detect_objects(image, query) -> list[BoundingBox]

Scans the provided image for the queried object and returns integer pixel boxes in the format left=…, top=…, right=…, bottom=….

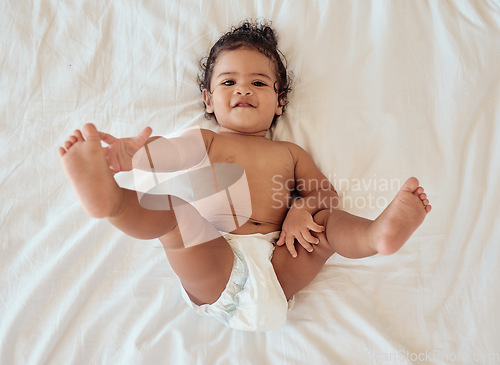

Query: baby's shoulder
left=197, top=128, right=216, bottom=148
left=271, top=140, right=309, bottom=161
left=198, top=128, right=216, bottom=139
left=175, top=127, right=215, bottom=140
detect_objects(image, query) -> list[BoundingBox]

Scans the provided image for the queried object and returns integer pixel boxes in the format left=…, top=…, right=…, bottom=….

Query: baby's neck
left=217, top=127, right=268, bottom=138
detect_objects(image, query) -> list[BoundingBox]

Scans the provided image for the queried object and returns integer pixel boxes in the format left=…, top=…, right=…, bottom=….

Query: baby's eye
left=222, top=80, right=235, bottom=86
left=253, top=81, right=266, bottom=87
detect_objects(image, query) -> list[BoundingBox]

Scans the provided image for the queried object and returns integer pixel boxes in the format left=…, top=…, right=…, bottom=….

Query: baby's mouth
left=233, top=102, right=255, bottom=108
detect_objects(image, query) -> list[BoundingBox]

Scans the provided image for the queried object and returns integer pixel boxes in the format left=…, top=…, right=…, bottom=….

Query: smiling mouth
left=234, top=102, right=255, bottom=108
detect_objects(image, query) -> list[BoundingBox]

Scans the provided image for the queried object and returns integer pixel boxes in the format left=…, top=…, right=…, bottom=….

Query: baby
left=59, top=22, right=431, bottom=331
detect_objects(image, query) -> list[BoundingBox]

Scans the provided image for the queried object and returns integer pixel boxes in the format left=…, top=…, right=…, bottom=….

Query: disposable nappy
left=180, top=231, right=294, bottom=332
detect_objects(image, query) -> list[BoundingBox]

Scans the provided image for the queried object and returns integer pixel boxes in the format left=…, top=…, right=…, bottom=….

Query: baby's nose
left=235, top=86, right=252, bottom=95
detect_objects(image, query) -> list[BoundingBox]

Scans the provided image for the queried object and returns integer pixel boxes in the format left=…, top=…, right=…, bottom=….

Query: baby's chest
left=208, top=143, right=295, bottom=187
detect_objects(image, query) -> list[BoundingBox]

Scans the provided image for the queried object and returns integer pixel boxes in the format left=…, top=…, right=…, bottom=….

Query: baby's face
left=203, top=48, right=282, bottom=136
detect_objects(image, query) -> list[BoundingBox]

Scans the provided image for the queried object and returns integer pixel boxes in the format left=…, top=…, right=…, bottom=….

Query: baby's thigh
left=159, top=204, right=234, bottom=306
left=271, top=228, right=334, bottom=300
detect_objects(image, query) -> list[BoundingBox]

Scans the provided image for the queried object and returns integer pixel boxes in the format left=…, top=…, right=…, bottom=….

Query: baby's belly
left=192, top=197, right=284, bottom=234
left=174, top=162, right=290, bottom=234
left=189, top=187, right=286, bottom=234
left=229, top=216, right=283, bottom=235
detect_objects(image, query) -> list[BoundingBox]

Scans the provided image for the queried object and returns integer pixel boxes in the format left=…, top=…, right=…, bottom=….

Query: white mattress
left=1, top=1, right=500, bottom=364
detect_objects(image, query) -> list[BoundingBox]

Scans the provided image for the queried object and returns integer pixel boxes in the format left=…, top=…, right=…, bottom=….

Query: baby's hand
left=276, top=207, right=324, bottom=258
left=100, top=127, right=152, bottom=173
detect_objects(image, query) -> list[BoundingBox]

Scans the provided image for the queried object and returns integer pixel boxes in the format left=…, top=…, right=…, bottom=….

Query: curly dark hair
left=199, top=21, right=292, bottom=127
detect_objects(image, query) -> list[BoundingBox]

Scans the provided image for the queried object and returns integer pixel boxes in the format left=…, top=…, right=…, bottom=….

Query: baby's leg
left=320, top=176, right=431, bottom=257
left=273, top=177, right=431, bottom=299
left=158, top=208, right=234, bottom=305
left=59, top=124, right=122, bottom=218
left=60, top=124, right=177, bottom=239
left=61, top=124, right=234, bottom=304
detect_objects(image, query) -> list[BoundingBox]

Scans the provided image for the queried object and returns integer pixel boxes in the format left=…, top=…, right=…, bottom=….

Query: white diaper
left=180, top=231, right=294, bottom=332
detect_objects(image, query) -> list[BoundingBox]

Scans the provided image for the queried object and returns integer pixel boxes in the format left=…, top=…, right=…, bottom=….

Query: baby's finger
left=135, top=127, right=153, bottom=147
left=301, top=229, right=320, bottom=245
left=308, top=220, right=325, bottom=233
left=100, top=132, right=116, bottom=145
left=276, top=231, right=286, bottom=246
left=296, top=233, right=314, bottom=253
left=285, top=234, right=298, bottom=258
left=106, top=152, right=119, bottom=172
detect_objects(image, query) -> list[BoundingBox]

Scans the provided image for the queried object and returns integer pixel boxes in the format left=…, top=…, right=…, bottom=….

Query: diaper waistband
left=221, top=231, right=280, bottom=244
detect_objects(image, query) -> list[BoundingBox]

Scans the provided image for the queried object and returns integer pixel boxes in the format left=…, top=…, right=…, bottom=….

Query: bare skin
left=59, top=48, right=431, bottom=306
left=59, top=122, right=431, bottom=302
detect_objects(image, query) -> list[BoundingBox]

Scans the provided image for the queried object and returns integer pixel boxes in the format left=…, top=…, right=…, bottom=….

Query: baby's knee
left=313, top=209, right=330, bottom=228
left=312, top=209, right=335, bottom=256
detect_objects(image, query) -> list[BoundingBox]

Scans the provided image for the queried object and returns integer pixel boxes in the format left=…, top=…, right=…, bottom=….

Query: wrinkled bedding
left=1, top=1, right=500, bottom=364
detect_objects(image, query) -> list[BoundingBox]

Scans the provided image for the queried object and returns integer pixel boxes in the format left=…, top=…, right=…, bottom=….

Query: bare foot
left=370, top=177, right=431, bottom=255
left=59, top=123, right=123, bottom=218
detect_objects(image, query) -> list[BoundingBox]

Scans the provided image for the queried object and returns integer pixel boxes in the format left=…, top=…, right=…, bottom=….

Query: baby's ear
left=202, top=89, right=214, bottom=113
left=275, top=95, right=285, bottom=116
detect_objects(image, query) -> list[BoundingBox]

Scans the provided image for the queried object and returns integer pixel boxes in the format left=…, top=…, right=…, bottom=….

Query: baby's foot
left=370, top=177, right=431, bottom=255
left=59, top=123, right=123, bottom=218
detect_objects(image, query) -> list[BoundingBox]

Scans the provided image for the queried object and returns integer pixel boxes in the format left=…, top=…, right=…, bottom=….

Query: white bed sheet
left=1, top=1, right=500, bottom=364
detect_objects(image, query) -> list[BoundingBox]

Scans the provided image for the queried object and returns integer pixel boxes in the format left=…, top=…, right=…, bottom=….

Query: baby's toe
left=82, top=123, right=100, bottom=140
left=74, top=129, right=84, bottom=141
left=402, top=177, right=420, bottom=193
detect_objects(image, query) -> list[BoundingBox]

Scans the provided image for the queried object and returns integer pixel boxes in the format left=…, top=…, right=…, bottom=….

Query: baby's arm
left=276, top=143, right=339, bottom=257
left=101, top=128, right=214, bottom=173
left=133, top=128, right=212, bottom=172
